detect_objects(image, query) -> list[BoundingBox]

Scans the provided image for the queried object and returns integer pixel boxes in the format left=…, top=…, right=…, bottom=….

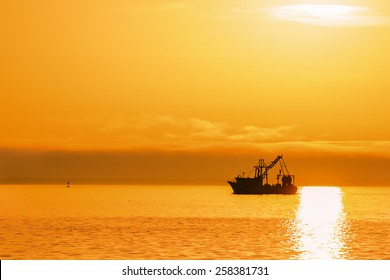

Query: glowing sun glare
left=292, top=187, right=350, bottom=259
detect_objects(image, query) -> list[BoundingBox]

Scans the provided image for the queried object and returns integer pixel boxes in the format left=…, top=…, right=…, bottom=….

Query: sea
left=0, top=185, right=389, bottom=260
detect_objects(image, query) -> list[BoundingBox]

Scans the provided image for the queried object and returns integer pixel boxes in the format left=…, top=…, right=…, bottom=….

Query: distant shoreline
left=0, top=179, right=389, bottom=187
left=0, top=177, right=224, bottom=186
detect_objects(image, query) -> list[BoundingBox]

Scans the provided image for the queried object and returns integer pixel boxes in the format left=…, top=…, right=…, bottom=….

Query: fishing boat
left=227, top=155, right=297, bottom=194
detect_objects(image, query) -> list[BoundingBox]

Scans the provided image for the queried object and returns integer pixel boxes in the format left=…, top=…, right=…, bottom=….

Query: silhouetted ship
left=228, top=155, right=297, bottom=194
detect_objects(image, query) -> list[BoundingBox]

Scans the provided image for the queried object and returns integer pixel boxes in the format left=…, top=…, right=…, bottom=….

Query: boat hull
left=228, top=179, right=297, bottom=195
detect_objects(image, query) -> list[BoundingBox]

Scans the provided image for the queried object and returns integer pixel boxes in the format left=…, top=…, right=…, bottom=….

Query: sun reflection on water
left=292, top=186, right=350, bottom=259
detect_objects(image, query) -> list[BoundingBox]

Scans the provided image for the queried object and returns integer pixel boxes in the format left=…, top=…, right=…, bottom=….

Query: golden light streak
left=292, top=187, right=350, bottom=259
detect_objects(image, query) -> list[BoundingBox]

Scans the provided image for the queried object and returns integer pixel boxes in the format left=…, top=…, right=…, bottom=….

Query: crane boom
left=260, top=155, right=283, bottom=185
left=264, top=155, right=283, bottom=175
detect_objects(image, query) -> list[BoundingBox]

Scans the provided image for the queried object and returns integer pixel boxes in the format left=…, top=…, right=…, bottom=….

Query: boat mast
left=255, top=159, right=266, bottom=178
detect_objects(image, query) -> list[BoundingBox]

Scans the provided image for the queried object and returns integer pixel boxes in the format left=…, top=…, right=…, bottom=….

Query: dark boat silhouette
left=228, top=155, right=297, bottom=194
left=67, top=181, right=70, bottom=188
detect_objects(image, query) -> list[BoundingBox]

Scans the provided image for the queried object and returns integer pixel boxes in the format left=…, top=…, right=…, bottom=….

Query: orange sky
left=1, top=0, right=390, bottom=185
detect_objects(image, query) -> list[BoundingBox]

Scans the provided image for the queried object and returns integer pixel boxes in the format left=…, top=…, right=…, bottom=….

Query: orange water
left=0, top=185, right=389, bottom=259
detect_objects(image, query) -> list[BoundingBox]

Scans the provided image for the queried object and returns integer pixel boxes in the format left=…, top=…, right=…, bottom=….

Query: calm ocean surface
left=0, top=185, right=389, bottom=259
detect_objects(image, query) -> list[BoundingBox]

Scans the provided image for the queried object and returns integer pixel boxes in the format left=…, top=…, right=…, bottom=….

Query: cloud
left=137, top=115, right=294, bottom=143
left=80, top=114, right=294, bottom=146
left=2, top=140, right=390, bottom=186
left=13, top=114, right=390, bottom=158
left=266, top=4, right=390, bottom=27
left=228, top=125, right=293, bottom=142
left=257, top=140, right=390, bottom=158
